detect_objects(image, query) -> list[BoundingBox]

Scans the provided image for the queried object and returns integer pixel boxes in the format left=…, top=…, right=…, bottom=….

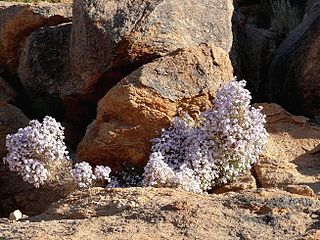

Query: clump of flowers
left=3, top=116, right=71, bottom=188
left=71, top=162, right=111, bottom=188
left=3, top=116, right=111, bottom=189
left=143, top=79, right=268, bottom=193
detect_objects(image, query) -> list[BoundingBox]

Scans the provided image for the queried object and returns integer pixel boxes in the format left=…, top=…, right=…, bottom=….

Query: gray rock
left=9, top=210, right=22, bottom=221
left=18, top=23, right=72, bottom=98
left=267, top=1, right=320, bottom=117
left=239, top=24, right=281, bottom=100
left=68, top=0, right=234, bottom=96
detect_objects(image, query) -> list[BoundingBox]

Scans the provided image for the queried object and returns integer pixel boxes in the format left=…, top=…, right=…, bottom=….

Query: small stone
left=9, top=210, right=23, bottom=221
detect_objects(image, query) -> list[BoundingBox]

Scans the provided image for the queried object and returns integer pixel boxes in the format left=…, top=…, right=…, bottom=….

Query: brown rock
left=267, top=2, right=320, bottom=117
left=68, top=0, right=234, bottom=96
left=254, top=103, right=320, bottom=196
left=77, top=43, right=233, bottom=169
left=1, top=187, right=319, bottom=239
left=0, top=2, right=72, bottom=74
left=285, top=185, right=316, bottom=197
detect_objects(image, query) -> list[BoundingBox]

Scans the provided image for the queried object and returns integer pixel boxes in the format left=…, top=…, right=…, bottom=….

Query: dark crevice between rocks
left=0, top=71, right=34, bottom=118
left=1, top=69, right=66, bottom=123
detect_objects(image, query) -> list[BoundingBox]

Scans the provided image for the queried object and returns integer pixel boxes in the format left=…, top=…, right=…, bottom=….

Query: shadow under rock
left=292, top=146, right=320, bottom=177
left=292, top=145, right=320, bottom=194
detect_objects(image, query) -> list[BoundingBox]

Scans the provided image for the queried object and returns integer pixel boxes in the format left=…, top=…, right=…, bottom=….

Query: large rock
left=17, top=23, right=71, bottom=120
left=267, top=1, right=320, bottom=117
left=77, top=43, right=233, bottom=169
left=0, top=2, right=72, bottom=74
left=17, top=22, right=91, bottom=147
left=0, top=103, right=62, bottom=217
left=1, top=187, right=320, bottom=239
left=68, top=0, right=234, bottom=96
left=254, top=103, right=320, bottom=196
left=18, top=23, right=71, bottom=98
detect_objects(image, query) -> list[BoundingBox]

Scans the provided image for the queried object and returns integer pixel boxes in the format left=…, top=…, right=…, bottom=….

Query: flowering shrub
left=3, top=116, right=111, bottom=189
left=71, top=162, right=111, bottom=188
left=3, top=116, right=71, bottom=188
left=143, top=79, right=268, bottom=193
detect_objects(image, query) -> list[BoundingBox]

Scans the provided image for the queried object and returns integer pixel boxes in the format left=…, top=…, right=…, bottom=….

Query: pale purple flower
left=3, top=116, right=70, bottom=188
left=94, top=165, right=111, bottom=181
left=143, top=78, right=268, bottom=193
left=3, top=116, right=112, bottom=189
left=71, top=162, right=96, bottom=188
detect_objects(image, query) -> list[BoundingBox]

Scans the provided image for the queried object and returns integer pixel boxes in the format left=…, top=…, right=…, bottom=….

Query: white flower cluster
left=71, top=162, right=111, bottom=188
left=143, top=79, right=268, bottom=193
left=3, top=116, right=71, bottom=188
left=3, top=115, right=112, bottom=189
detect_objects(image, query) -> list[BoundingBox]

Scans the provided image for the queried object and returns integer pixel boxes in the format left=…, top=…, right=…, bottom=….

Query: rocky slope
left=1, top=187, right=320, bottom=240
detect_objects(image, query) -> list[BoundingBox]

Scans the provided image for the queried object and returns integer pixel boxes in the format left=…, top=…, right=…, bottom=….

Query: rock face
left=254, top=103, right=320, bottom=196
left=17, top=23, right=71, bottom=119
left=1, top=187, right=319, bottom=239
left=267, top=1, right=320, bottom=117
left=77, top=43, right=233, bottom=169
left=68, top=0, right=234, bottom=96
left=0, top=2, right=72, bottom=74
left=0, top=104, right=62, bottom=217
left=239, top=25, right=280, bottom=100
left=18, top=23, right=71, bottom=98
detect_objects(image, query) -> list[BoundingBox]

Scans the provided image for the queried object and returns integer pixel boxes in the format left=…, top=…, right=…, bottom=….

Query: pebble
left=9, top=210, right=23, bottom=221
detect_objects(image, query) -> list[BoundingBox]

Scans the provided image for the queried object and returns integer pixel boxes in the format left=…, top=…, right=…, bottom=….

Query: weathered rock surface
left=18, top=23, right=71, bottom=98
left=68, top=0, right=234, bottom=96
left=239, top=25, right=280, bottom=100
left=267, top=1, right=320, bottom=117
left=0, top=2, right=72, bottom=74
left=1, top=187, right=320, bottom=239
left=77, top=43, right=233, bottom=169
left=16, top=21, right=94, bottom=146
left=0, top=104, right=62, bottom=217
left=254, top=103, right=320, bottom=196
